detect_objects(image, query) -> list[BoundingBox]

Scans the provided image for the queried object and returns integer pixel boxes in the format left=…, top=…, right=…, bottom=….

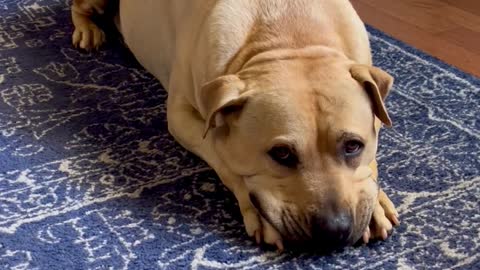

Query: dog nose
left=311, top=211, right=353, bottom=249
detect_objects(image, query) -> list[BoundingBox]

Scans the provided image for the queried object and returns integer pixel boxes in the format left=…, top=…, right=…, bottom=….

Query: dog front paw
left=72, top=23, right=105, bottom=51
left=242, top=207, right=284, bottom=251
left=362, top=189, right=399, bottom=243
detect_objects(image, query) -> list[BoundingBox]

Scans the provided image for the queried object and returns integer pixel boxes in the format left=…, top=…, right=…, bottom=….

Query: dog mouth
left=249, top=192, right=374, bottom=250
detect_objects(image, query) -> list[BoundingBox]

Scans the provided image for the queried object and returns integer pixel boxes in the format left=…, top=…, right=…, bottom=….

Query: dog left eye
left=268, top=145, right=299, bottom=168
left=344, top=140, right=364, bottom=156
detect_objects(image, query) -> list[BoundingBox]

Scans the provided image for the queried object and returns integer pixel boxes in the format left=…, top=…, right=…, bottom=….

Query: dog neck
left=223, top=15, right=350, bottom=75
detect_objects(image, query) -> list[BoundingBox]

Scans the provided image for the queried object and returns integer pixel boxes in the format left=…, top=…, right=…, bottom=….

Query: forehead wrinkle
left=313, top=90, right=340, bottom=115
left=301, top=91, right=333, bottom=165
left=312, top=88, right=358, bottom=162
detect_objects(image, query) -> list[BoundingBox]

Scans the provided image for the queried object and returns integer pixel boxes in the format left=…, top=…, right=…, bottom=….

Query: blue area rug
left=0, top=1, right=479, bottom=269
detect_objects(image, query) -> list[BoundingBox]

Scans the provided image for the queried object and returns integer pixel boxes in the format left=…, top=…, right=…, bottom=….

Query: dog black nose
left=311, top=211, right=353, bottom=249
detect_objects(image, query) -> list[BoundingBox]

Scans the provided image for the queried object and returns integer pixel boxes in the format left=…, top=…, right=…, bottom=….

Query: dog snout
left=310, top=210, right=353, bottom=249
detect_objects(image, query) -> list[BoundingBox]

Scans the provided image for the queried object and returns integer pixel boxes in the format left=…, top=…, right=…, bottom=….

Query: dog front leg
left=166, top=95, right=283, bottom=250
left=71, top=0, right=107, bottom=50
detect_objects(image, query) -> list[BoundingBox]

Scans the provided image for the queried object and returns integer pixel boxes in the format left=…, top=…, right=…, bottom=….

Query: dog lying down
left=71, top=0, right=399, bottom=252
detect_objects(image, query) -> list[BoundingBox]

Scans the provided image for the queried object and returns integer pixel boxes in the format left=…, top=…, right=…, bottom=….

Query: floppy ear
left=199, top=75, right=247, bottom=138
left=350, top=64, right=394, bottom=127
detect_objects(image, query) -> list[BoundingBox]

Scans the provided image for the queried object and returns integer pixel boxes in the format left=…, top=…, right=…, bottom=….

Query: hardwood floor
left=350, top=0, right=480, bottom=77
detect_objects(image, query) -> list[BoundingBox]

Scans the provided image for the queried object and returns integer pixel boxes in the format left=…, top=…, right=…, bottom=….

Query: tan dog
left=71, top=0, right=399, bottom=251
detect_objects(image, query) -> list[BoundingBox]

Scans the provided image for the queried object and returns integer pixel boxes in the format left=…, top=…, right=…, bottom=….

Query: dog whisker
left=281, top=209, right=299, bottom=239
left=284, top=208, right=310, bottom=240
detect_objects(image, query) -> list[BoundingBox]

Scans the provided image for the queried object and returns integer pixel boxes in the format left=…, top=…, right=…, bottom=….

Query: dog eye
left=344, top=140, right=364, bottom=157
left=268, top=145, right=299, bottom=168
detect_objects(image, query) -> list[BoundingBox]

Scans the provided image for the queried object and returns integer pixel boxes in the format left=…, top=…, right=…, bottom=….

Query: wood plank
left=354, top=0, right=480, bottom=33
left=357, top=0, right=458, bottom=33
left=440, top=0, right=480, bottom=16
left=439, top=5, right=480, bottom=32
left=436, top=27, right=480, bottom=56
left=350, top=0, right=480, bottom=77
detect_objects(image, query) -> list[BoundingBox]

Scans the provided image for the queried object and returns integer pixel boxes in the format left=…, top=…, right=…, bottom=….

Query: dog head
left=200, top=51, right=393, bottom=249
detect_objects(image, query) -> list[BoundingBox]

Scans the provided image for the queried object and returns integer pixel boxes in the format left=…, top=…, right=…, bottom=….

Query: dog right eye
left=343, top=140, right=364, bottom=157
left=268, top=145, right=299, bottom=168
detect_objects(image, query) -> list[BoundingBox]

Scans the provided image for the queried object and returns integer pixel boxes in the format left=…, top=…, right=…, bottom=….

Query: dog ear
left=350, top=64, right=394, bottom=127
left=199, top=75, right=247, bottom=138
